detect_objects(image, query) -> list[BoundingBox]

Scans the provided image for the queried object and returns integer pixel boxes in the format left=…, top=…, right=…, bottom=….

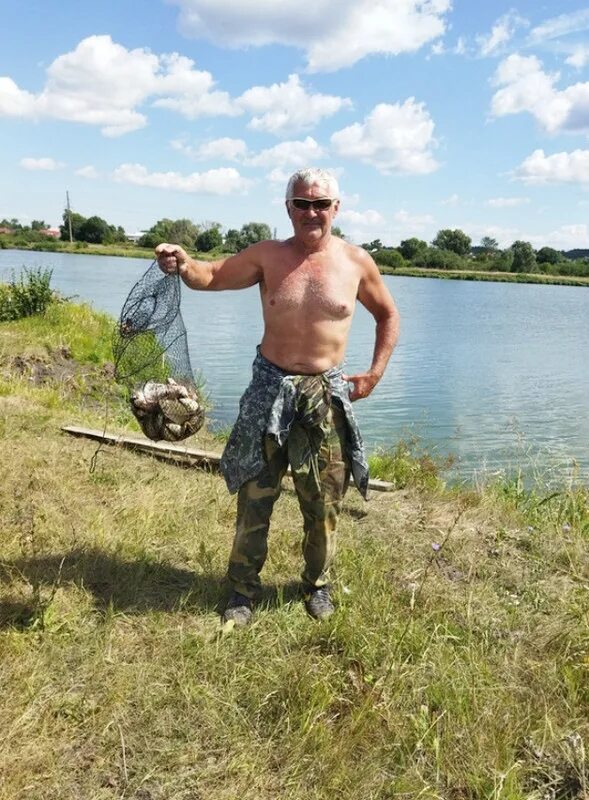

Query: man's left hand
left=342, top=371, right=380, bottom=401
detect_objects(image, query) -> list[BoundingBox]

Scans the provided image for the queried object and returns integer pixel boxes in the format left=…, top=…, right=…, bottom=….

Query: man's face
left=286, top=181, right=340, bottom=244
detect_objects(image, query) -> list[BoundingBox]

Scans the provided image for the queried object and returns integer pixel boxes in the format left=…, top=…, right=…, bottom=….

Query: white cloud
left=20, top=157, right=64, bottom=171
left=0, top=78, right=37, bottom=116
left=513, top=148, right=589, bottom=184
left=338, top=208, right=387, bottom=243
left=198, top=137, right=248, bottom=161
left=112, top=163, right=252, bottom=194
left=35, top=35, right=159, bottom=136
left=171, top=137, right=248, bottom=161
left=339, top=190, right=360, bottom=208
left=490, top=53, right=589, bottom=135
left=476, top=11, right=528, bottom=57
left=331, top=99, right=439, bottom=174
left=528, top=9, right=589, bottom=45
left=393, top=209, right=435, bottom=232
left=529, top=224, right=589, bottom=249
left=566, top=46, right=589, bottom=69
left=237, top=74, right=351, bottom=136
left=487, top=196, right=530, bottom=207
left=471, top=222, right=589, bottom=250
left=152, top=53, right=238, bottom=118
left=339, top=209, right=385, bottom=226
left=75, top=165, right=99, bottom=179
left=441, top=193, right=460, bottom=206
left=453, top=37, right=467, bottom=56
left=266, top=168, right=292, bottom=186
left=0, top=35, right=240, bottom=136
left=467, top=224, right=522, bottom=248
left=169, top=0, right=451, bottom=72
left=247, top=137, right=326, bottom=168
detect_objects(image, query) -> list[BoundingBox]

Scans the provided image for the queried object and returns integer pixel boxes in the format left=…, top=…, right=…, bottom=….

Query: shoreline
left=2, top=243, right=589, bottom=287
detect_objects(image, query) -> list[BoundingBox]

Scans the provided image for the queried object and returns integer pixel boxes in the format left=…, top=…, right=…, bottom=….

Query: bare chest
left=263, top=262, right=357, bottom=320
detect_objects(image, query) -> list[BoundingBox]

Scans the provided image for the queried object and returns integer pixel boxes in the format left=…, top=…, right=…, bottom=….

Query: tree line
left=364, top=230, right=589, bottom=278
left=1, top=213, right=588, bottom=277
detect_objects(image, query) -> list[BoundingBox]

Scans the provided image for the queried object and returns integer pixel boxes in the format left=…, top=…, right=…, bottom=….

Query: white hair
left=285, top=168, right=340, bottom=200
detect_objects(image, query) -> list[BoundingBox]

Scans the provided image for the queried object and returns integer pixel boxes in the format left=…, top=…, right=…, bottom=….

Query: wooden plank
left=61, top=425, right=222, bottom=470
left=61, top=425, right=394, bottom=492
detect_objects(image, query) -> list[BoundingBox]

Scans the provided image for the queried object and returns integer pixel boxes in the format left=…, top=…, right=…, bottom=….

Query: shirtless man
left=156, top=168, right=399, bottom=625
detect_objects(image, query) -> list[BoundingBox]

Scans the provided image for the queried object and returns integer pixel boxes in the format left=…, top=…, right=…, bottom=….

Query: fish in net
left=112, top=260, right=205, bottom=442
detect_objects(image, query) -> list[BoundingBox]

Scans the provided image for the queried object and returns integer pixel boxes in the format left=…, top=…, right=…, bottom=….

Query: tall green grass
left=0, top=267, right=55, bottom=321
left=0, top=302, right=588, bottom=799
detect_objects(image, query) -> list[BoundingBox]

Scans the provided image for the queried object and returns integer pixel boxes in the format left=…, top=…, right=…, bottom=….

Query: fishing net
left=112, top=260, right=205, bottom=442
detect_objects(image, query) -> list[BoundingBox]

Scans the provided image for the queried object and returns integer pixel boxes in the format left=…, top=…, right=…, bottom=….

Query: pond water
left=2, top=249, right=588, bottom=484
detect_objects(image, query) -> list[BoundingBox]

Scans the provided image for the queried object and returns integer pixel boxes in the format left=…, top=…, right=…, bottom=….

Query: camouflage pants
left=227, top=402, right=351, bottom=598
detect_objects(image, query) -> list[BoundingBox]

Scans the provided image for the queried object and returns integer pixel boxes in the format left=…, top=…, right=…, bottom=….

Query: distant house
left=0, top=226, right=12, bottom=235
left=126, top=232, right=143, bottom=243
left=39, top=227, right=61, bottom=238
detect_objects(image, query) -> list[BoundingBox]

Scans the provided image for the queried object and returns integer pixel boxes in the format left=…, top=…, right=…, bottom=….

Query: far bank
left=2, top=242, right=588, bottom=288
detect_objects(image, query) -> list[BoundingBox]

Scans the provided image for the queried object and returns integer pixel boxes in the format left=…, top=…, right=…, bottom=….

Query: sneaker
left=222, top=592, right=253, bottom=627
left=304, top=586, right=335, bottom=620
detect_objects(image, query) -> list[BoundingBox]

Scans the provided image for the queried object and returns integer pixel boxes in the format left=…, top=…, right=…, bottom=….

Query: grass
left=379, top=265, right=589, bottom=287
left=1, top=301, right=588, bottom=799
left=2, top=240, right=224, bottom=262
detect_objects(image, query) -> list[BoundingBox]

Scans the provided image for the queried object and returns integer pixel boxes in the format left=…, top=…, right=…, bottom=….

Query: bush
left=0, top=267, right=55, bottom=322
left=416, top=247, right=466, bottom=270
left=373, top=249, right=405, bottom=269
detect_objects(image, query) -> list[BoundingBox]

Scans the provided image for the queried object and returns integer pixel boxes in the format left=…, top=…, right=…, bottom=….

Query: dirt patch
left=3, top=346, right=120, bottom=410
left=8, top=346, right=113, bottom=385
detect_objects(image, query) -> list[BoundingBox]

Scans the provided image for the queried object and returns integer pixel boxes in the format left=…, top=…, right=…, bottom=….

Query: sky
left=1, top=0, right=589, bottom=249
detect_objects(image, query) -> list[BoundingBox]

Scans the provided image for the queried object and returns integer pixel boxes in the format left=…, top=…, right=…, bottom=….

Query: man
left=156, top=168, right=399, bottom=625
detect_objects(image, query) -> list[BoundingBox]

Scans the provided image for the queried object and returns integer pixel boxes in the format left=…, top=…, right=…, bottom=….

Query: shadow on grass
left=0, top=547, right=223, bottom=626
left=0, top=550, right=309, bottom=629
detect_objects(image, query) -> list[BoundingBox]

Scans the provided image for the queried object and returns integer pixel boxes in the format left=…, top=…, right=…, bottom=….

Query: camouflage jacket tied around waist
left=220, top=349, right=369, bottom=498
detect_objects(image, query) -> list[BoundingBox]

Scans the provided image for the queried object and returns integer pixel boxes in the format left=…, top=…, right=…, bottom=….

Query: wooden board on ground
left=61, top=425, right=395, bottom=492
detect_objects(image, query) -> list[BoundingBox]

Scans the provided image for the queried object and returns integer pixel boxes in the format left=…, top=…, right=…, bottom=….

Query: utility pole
left=66, top=190, right=73, bottom=242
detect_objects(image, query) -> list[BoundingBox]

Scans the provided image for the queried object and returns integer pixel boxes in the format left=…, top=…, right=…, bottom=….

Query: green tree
left=331, top=226, right=345, bottom=239
left=432, top=228, right=472, bottom=257
left=196, top=225, right=223, bottom=252
left=373, top=249, right=405, bottom=269
left=78, top=216, right=114, bottom=244
left=361, top=239, right=383, bottom=251
left=511, top=240, right=537, bottom=273
left=418, top=247, right=465, bottom=270
left=399, top=237, right=428, bottom=260
left=239, top=222, right=272, bottom=249
left=60, top=210, right=86, bottom=241
left=223, top=229, right=242, bottom=253
left=168, top=218, right=200, bottom=249
left=0, top=218, right=22, bottom=230
left=30, top=220, right=47, bottom=231
left=480, top=236, right=498, bottom=253
left=536, top=246, right=563, bottom=265
left=492, top=249, right=514, bottom=272
left=139, top=218, right=200, bottom=249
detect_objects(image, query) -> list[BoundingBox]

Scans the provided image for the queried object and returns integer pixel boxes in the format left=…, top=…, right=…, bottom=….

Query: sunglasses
left=290, top=197, right=334, bottom=211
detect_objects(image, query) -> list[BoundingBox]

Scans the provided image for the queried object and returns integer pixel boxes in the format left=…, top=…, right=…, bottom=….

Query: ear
left=285, top=199, right=292, bottom=221
left=332, top=199, right=340, bottom=219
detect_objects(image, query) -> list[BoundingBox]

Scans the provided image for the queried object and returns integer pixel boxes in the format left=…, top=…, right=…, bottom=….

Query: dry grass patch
left=1, top=304, right=588, bottom=799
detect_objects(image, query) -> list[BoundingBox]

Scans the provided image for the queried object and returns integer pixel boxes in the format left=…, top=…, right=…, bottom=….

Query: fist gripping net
left=113, top=260, right=205, bottom=442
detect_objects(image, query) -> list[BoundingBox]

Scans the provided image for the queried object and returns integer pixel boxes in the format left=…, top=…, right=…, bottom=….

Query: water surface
left=2, top=250, right=588, bottom=483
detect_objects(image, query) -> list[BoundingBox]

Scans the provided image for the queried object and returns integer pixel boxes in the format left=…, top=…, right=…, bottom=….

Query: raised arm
left=344, top=250, right=400, bottom=401
left=155, top=242, right=264, bottom=291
